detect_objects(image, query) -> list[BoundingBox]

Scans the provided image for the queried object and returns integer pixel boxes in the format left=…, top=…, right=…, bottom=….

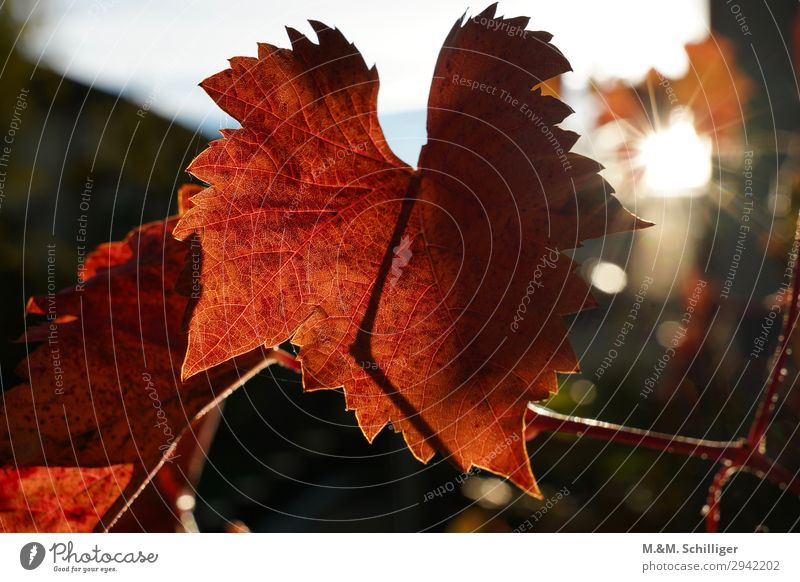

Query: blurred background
left=1, top=0, right=799, bottom=532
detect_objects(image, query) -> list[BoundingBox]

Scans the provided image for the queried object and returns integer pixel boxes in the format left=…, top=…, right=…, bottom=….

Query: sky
left=16, top=0, right=709, bottom=165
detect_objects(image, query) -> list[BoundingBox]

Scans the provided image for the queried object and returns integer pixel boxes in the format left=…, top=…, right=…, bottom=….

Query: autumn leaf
left=0, top=466, right=132, bottom=532
left=596, top=35, right=753, bottom=142
left=0, top=185, right=276, bottom=532
left=174, top=4, right=650, bottom=496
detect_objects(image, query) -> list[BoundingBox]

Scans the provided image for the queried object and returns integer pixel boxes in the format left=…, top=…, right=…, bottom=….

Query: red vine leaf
left=0, top=466, right=133, bottom=532
left=174, top=5, right=650, bottom=495
left=0, top=186, right=272, bottom=532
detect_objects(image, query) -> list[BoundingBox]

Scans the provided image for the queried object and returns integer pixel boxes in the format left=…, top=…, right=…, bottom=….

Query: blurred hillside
left=0, top=5, right=206, bottom=389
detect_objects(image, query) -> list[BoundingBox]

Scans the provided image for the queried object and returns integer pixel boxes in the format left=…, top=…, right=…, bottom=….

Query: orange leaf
left=0, top=185, right=272, bottom=531
left=174, top=5, right=650, bottom=496
left=0, top=466, right=133, bottom=533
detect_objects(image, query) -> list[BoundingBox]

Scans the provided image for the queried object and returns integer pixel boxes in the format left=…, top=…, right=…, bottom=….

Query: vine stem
left=524, top=404, right=745, bottom=461
left=747, top=223, right=800, bottom=450
left=704, top=464, right=736, bottom=533
left=524, top=404, right=800, bottom=496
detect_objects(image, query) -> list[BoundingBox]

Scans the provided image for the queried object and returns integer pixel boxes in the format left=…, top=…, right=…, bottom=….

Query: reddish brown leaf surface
left=0, top=466, right=132, bottom=532
left=0, top=186, right=273, bottom=531
left=174, top=5, right=649, bottom=495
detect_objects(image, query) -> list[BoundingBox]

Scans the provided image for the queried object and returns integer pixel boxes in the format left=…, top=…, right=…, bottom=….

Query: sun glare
left=638, top=115, right=712, bottom=195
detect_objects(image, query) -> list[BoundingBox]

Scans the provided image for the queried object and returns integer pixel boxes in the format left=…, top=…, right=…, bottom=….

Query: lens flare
left=638, top=116, right=712, bottom=195
left=589, top=261, right=628, bottom=294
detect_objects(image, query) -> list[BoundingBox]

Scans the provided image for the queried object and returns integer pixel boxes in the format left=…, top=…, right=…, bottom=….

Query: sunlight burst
left=638, top=115, right=712, bottom=195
